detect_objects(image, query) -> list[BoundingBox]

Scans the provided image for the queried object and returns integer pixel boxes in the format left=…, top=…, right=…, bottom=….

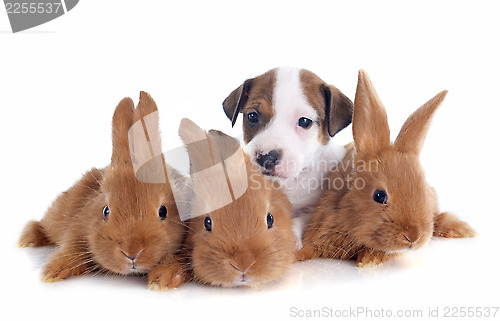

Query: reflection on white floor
left=10, top=229, right=498, bottom=320
left=19, top=236, right=482, bottom=291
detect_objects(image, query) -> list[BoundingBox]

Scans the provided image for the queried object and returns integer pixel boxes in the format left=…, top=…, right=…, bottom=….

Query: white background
left=1, top=1, right=499, bottom=320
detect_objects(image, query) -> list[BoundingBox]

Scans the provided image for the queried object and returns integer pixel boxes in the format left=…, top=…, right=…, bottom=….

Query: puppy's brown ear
left=322, top=84, right=353, bottom=137
left=222, top=78, right=253, bottom=127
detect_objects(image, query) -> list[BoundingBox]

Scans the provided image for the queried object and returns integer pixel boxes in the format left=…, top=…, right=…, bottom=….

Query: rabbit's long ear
left=133, top=91, right=162, bottom=156
left=178, top=118, right=211, bottom=175
left=394, top=90, right=447, bottom=155
left=179, top=119, right=242, bottom=175
left=178, top=118, right=248, bottom=218
left=206, top=129, right=241, bottom=163
left=353, top=70, right=391, bottom=155
left=111, top=97, right=135, bottom=167
left=129, top=92, right=167, bottom=182
left=136, top=91, right=159, bottom=122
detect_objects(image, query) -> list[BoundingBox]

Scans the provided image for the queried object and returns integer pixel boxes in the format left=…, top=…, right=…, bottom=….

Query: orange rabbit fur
left=165, top=119, right=297, bottom=287
left=298, top=70, right=476, bottom=267
left=18, top=92, right=188, bottom=289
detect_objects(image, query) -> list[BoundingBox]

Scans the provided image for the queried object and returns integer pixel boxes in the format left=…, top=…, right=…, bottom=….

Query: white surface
left=1, top=1, right=498, bottom=320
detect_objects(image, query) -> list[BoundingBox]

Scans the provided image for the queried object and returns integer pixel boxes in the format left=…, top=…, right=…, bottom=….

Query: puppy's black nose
left=256, top=150, right=281, bottom=170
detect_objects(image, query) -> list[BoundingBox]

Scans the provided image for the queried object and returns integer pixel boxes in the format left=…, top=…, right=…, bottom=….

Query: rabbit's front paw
left=295, top=245, right=316, bottom=262
left=42, top=260, right=76, bottom=282
left=18, top=221, right=52, bottom=248
left=434, top=212, right=476, bottom=238
left=356, top=250, right=392, bottom=268
left=148, top=261, right=187, bottom=291
left=41, top=251, right=92, bottom=282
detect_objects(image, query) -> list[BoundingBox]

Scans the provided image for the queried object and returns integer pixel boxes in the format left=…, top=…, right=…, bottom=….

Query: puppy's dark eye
left=103, top=205, right=110, bottom=221
left=158, top=205, right=167, bottom=220
left=247, top=112, right=259, bottom=124
left=297, top=117, right=313, bottom=129
left=373, top=190, right=387, bottom=204
left=266, top=213, right=274, bottom=229
left=204, top=216, right=212, bottom=232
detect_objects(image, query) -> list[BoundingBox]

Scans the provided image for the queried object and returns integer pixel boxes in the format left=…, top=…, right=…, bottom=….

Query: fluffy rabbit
left=18, top=92, right=188, bottom=288
left=150, top=118, right=296, bottom=288
left=298, top=70, right=476, bottom=267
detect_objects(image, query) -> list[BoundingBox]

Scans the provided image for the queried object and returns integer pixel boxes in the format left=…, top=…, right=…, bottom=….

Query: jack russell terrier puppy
left=222, top=67, right=353, bottom=248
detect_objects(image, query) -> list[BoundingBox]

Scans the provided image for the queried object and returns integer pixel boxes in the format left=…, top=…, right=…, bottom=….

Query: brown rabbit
left=298, top=70, right=476, bottom=267
left=18, top=92, right=188, bottom=289
left=149, top=118, right=296, bottom=288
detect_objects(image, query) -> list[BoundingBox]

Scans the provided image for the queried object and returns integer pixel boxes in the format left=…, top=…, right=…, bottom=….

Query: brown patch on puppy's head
left=223, top=68, right=353, bottom=179
left=223, top=68, right=353, bottom=146
left=300, top=69, right=353, bottom=145
left=222, top=69, right=276, bottom=144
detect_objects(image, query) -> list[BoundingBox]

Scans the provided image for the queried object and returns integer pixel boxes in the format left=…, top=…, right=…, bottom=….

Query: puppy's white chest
left=284, top=142, right=347, bottom=213
left=278, top=142, right=347, bottom=247
left=281, top=169, right=325, bottom=214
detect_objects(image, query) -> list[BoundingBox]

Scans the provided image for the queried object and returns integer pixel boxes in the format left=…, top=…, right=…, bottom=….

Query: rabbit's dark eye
left=247, top=112, right=259, bottom=124
left=103, top=205, right=110, bottom=221
left=266, top=213, right=274, bottom=229
left=204, top=216, right=212, bottom=232
left=297, top=117, right=313, bottom=129
left=158, top=205, right=167, bottom=220
left=373, top=190, right=387, bottom=204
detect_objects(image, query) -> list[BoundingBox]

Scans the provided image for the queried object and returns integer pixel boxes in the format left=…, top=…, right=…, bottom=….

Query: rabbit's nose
left=121, top=249, right=143, bottom=261
left=403, top=227, right=422, bottom=246
left=230, top=251, right=256, bottom=274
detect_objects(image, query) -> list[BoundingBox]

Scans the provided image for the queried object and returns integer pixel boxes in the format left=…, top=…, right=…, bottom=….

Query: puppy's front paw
left=294, top=238, right=303, bottom=251
left=148, top=262, right=187, bottom=291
